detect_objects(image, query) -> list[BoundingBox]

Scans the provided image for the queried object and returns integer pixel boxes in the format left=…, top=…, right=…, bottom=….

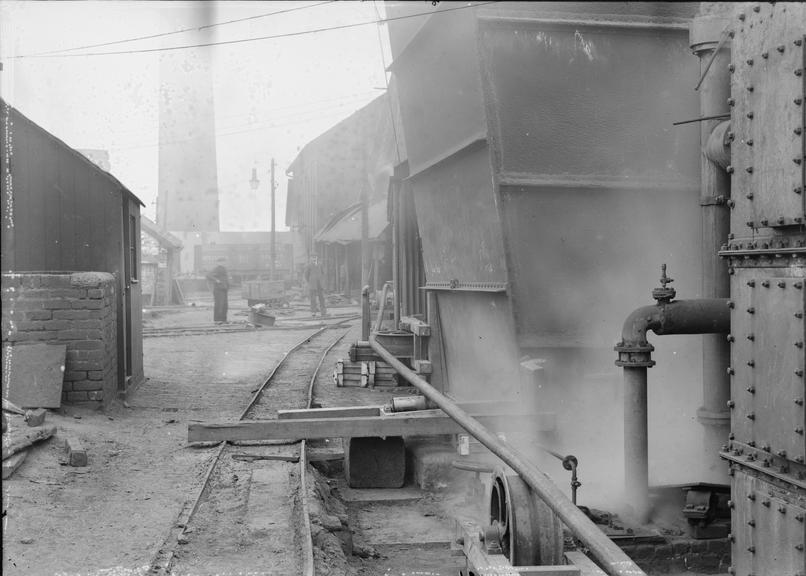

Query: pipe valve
left=652, top=264, right=677, bottom=303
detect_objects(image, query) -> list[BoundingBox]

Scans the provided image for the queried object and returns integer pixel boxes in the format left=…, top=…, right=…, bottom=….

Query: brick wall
left=2, top=272, right=117, bottom=405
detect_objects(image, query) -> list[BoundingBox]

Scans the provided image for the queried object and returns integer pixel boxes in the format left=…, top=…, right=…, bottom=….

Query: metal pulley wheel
left=488, top=468, right=563, bottom=566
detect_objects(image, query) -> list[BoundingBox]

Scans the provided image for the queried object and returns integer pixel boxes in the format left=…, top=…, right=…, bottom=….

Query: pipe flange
left=614, top=342, right=655, bottom=367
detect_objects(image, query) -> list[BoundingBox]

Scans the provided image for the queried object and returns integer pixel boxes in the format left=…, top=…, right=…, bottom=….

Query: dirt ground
left=2, top=295, right=337, bottom=576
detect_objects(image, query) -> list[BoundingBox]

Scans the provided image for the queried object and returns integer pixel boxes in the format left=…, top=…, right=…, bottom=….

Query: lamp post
left=249, top=167, right=262, bottom=277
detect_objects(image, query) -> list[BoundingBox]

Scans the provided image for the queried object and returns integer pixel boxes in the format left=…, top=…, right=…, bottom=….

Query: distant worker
left=304, top=256, right=327, bottom=317
left=206, top=257, right=230, bottom=324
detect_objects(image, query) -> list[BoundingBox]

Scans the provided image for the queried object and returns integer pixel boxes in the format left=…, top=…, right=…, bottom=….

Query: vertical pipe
left=270, top=158, right=276, bottom=281
left=623, top=366, right=649, bottom=523
left=391, top=180, right=400, bottom=328
left=361, top=285, right=370, bottom=340
left=690, top=9, right=732, bottom=481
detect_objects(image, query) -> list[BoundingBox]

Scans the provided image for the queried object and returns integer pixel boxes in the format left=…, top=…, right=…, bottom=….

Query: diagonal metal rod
left=673, top=113, right=730, bottom=126
left=369, top=336, right=646, bottom=576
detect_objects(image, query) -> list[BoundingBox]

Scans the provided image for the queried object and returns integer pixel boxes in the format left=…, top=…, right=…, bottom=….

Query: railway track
left=148, top=325, right=350, bottom=576
left=143, top=313, right=360, bottom=338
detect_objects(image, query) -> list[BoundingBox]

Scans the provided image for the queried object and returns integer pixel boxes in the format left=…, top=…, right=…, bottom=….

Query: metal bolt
left=748, top=440, right=756, bottom=447
left=762, top=499, right=770, bottom=507
left=727, top=97, right=735, bottom=106
left=795, top=282, right=803, bottom=289
left=746, top=386, right=755, bottom=394
left=762, top=51, right=769, bottom=59
left=747, top=221, right=755, bottom=228
left=760, top=220, right=769, bottom=227
left=747, top=307, right=755, bottom=314
left=777, top=44, right=785, bottom=52
left=747, top=280, right=755, bottom=287
left=796, top=98, right=804, bottom=106
left=797, top=456, right=805, bottom=463
left=753, top=5, right=760, bottom=12
left=747, top=360, right=755, bottom=367
left=795, top=157, right=803, bottom=165
left=747, top=333, right=755, bottom=341
left=727, top=334, right=735, bottom=342
left=747, top=85, right=754, bottom=92
left=746, top=138, right=754, bottom=145
left=727, top=398, right=735, bottom=407
left=779, top=281, right=787, bottom=288
left=778, top=506, right=786, bottom=514
left=797, top=39, right=804, bottom=46
left=797, top=544, right=804, bottom=551
left=747, top=412, right=755, bottom=420
left=738, top=12, right=746, bottom=21
left=796, top=369, right=804, bottom=377
left=729, top=63, right=736, bottom=73
left=796, top=341, right=804, bottom=349
left=747, top=546, right=756, bottom=553
left=777, top=449, right=787, bottom=457
left=796, top=312, right=804, bottom=319
left=796, top=398, right=804, bottom=406
left=762, top=444, right=770, bottom=452
left=747, top=492, right=756, bottom=501
left=747, top=58, right=754, bottom=65
left=728, top=301, right=735, bottom=309
left=796, top=187, right=804, bottom=194
left=796, top=514, right=804, bottom=522
left=763, top=458, right=771, bottom=467
left=747, top=111, right=754, bottom=119
left=761, top=280, right=770, bottom=287
left=729, top=432, right=735, bottom=440
left=796, top=426, right=804, bottom=435
left=796, top=127, right=804, bottom=135
left=728, top=533, right=735, bottom=542
left=728, top=499, right=734, bottom=509
left=778, top=217, right=786, bottom=225
left=746, top=166, right=754, bottom=173
left=796, top=69, right=804, bottom=77
left=747, top=519, right=755, bottom=526
left=727, top=165, right=734, bottom=174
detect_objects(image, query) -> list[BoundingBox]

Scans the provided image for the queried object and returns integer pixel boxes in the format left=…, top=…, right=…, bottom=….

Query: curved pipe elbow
left=620, top=298, right=731, bottom=347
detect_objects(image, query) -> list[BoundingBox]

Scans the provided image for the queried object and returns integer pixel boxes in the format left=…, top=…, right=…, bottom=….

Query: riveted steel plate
left=730, top=268, right=806, bottom=462
left=732, top=469, right=806, bottom=576
left=731, top=2, right=805, bottom=230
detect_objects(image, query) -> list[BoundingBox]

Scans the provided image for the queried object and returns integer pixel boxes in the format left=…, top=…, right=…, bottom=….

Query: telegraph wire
left=13, top=1, right=498, bottom=59
left=19, top=1, right=336, bottom=58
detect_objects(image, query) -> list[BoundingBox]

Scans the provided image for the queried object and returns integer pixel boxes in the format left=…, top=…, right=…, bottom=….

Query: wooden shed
left=1, top=99, right=145, bottom=397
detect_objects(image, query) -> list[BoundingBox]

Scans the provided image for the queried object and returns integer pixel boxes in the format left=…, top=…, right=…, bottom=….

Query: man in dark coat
left=303, top=256, right=327, bottom=317
left=206, top=258, right=230, bottom=324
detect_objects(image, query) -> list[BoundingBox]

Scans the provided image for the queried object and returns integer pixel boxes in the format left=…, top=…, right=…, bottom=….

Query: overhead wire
left=18, top=1, right=336, bottom=58
left=12, top=1, right=498, bottom=59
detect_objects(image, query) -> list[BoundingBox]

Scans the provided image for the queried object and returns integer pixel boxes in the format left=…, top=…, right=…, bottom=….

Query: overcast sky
left=0, top=0, right=399, bottom=231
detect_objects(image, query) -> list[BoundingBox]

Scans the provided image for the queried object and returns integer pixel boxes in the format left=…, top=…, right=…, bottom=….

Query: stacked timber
left=333, top=359, right=399, bottom=387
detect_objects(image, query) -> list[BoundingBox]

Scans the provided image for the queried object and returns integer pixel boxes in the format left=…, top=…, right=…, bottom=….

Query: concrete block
left=344, top=436, right=405, bottom=489
left=64, top=436, right=88, bottom=466
left=25, top=408, right=47, bottom=427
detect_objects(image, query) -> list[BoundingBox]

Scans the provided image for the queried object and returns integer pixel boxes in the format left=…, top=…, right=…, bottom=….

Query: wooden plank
left=278, top=406, right=383, bottom=420
left=564, top=551, right=607, bottom=576
left=2, top=424, right=57, bottom=460
left=2, top=450, right=27, bottom=479
left=188, top=412, right=554, bottom=443
left=4, top=343, right=67, bottom=408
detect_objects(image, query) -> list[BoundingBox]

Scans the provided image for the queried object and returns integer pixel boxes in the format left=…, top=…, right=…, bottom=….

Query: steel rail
left=300, top=330, right=349, bottom=576
left=148, top=326, right=335, bottom=575
left=369, top=336, right=646, bottom=576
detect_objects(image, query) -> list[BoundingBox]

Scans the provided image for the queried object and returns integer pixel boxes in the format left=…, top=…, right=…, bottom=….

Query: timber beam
left=188, top=411, right=556, bottom=443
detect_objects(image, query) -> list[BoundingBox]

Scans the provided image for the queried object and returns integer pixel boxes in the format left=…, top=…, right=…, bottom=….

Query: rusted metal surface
left=722, top=4, right=806, bottom=574
left=729, top=2, right=805, bottom=230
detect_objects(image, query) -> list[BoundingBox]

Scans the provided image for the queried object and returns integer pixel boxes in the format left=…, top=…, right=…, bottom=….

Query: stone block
left=25, top=408, right=47, bottom=427
left=26, top=310, right=52, bottom=321
left=63, top=436, right=88, bottom=466
left=344, top=436, right=405, bottom=489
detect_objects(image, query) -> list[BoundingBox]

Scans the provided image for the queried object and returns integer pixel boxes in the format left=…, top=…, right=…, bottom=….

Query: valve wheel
left=489, top=468, right=563, bottom=566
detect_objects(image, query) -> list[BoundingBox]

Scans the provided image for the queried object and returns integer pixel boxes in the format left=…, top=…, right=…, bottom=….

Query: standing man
left=304, top=255, right=327, bottom=317
left=206, top=257, right=230, bottom=324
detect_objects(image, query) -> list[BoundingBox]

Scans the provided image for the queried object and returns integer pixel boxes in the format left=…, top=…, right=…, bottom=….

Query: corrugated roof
left=314, top=199, right=388, bottom=244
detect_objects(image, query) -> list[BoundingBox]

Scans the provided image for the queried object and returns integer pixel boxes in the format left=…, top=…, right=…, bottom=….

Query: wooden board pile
left=333, top=359, right=399, bottom=387
left=2, top=398, right=56, bottom=479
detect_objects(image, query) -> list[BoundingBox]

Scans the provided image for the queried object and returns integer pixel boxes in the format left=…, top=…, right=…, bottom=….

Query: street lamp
left=249, top=166, right=260, bottom=191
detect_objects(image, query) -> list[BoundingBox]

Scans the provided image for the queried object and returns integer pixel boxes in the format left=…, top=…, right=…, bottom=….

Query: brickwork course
left=2, top=272, right=117, bottom=404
